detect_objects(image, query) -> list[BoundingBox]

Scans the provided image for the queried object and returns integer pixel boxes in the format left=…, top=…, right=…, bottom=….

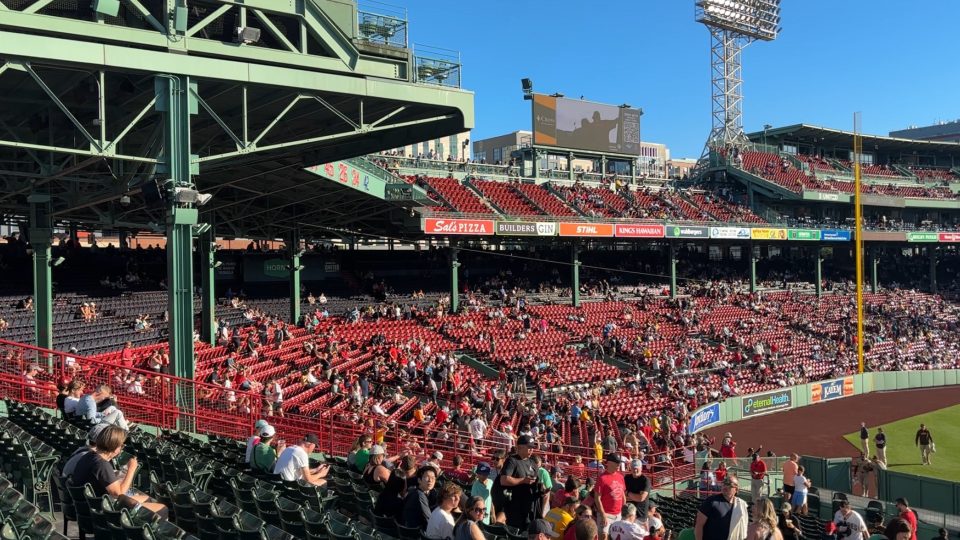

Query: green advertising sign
left=787, top=229, right=821, bottom=241
left=906, top=232, right=939, bottom=243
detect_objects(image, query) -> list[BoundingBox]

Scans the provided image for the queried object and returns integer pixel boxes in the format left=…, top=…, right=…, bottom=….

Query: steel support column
left=288, top=230, right=302, bottom=324
left=571, top=242, right=581, bottom=307
left=749, top=244, right=757, bottom=294
left=450, top=247, right=460, bottom=314
left=199, top=228, right=217, bottom=345
left=157, top=74, right=199, bottom=430
left=814, top=247, right=823, bottom=298
left=668, top=243, right=678, bottom=299
left=870, top=247, right=879, bottom=294
left=929, top=246, right=937, bottom=293
left=29, top=197, right=53, bottom=352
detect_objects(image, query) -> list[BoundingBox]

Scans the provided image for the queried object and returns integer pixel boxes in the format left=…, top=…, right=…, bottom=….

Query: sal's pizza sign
left=423, top=218, right=495, bottom=235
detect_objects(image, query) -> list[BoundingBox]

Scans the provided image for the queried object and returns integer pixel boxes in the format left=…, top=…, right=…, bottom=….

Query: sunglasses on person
left=471, top=506, right=487, bottom=516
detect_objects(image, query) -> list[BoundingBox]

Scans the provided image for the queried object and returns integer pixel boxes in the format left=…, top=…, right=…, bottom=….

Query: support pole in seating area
left=29, top=196, right=53, bottom=352
left=157, top=74, right=198, bottom=429
left=929, top=246, right=938, bottom=293
left=450, top=247, right=460, bottom=313
left=668, top=242, right=678, bottom=299
left=870, top=247, right=879, bottom=294
left=749, top=243, right=757, bottom=294
left=199, top=226, right=217, bottom=345
left=571, top=241, right=581, bottom=307
left=814, top=247, right=823, bottom=298
left=288, top=229, right=302, bottom=325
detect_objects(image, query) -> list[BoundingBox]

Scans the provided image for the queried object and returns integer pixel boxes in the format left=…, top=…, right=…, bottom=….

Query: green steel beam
left=571, top=242, right=581, bottom=307
left=288, top=230, right=302, bottom=324
left=814, top=248, right=823, bottom=298
left=450, top=247, right=460, bottom=314
left=199, top=227, right=217, bottom=345
left=929, top=247, right=937, bottom=293
left=29, top=198, right=53, bottom=352
left=749, top=244, right=757, bottom=293
left=870, top=248, right=879, bottom=294
left=668, top=243, right=678, bottom=299
left=157, top=74, right=199, bottom=430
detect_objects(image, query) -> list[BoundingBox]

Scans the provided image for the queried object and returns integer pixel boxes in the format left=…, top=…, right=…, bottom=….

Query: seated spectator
left=245, top=419, right=269, bottom=464
left=68, top=425, right=168, bottom=515
left=402, top=466, right=438, bottom=530
left=251, top=425, right=286, bottom=474
left=74, top=384, right=132, bottom=430
left=454, top=496, right=487, bottom=540
left=375, top=455, right=418, bottom=518
left=425, top=483, right=463, bottom=540
left=63, top=423, right=109, bottom=477
left=273, top=433, right=329, bottom=486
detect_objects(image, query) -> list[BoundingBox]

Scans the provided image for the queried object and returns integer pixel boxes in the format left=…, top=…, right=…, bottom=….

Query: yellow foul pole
left=853, top=113, right=865, bottom=374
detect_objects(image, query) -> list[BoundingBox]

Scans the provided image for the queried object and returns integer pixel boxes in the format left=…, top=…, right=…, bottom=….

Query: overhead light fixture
left=294, top=248, right=306, bottom=257
left=285, top=264, right=305, bottom=272
left=212, top=261, right=223, bottom=269
left=235, top=26, right=261, bottom=44
left=173, top=187, right=213, bottom=206
left=119, top=195, right=131, bottom=206
left=193, top=223, right=211, bottom=235
left=50, top=256, right=66, bottom=267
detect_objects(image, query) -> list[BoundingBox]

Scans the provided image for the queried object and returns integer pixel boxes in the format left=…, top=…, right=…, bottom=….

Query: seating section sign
left=741, top=390, right=792, bottom=418
left=811, top=376, right=855, bottom=403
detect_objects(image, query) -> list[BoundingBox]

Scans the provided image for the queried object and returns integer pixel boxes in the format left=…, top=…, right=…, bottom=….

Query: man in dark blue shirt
left=859, top=423, right=870, bottom=457
left=874, top=427, right=887, bottom=465
left=694, top=476, right=748, bottom=540
left=401, top=467, right=437, bottom=530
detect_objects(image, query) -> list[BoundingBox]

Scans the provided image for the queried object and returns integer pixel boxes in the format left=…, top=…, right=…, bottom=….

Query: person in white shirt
left=609, top=503, right=648, bottom=540
left=371, top=401, right=389, bottom=417
left=469, top=414, right=487, bottom=442
left=273, top=433, right=330, bottom=486
left=833, top=500, right=868, bottom=540
left=425, top=483, right=462, bottom=540
left=245, top=419, right=269, bottom=463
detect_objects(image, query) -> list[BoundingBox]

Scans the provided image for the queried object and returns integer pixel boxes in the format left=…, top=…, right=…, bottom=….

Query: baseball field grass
left=843, top=403, right=960, bottom=482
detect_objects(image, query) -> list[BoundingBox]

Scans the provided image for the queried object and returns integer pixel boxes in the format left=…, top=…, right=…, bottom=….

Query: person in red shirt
left=593, top=454, right=625, bottom=539
left=749, top=453, right=767, bottom=502
left=719, top=432, right=737, bottom=459
left=120, top=342, right=135, bottom=368
left=895, top=498, right=918, bottom=540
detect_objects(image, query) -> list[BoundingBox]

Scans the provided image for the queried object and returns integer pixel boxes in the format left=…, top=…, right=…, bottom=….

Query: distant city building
left=472, top=131, right=531, bottom=165
left=667, top=158, right=698, bottom=179
left=890, top=120, right=960, bottom=143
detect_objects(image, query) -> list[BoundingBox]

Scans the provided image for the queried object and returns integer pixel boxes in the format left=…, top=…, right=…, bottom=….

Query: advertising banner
left=787, top=229, right=821, bottom=241
left=861, top=231, right=907, bottom=242
left=688, top=402, right=721, bottom=434
left=558, top=222, right=615, bottom=237
left=495, top=221, right=557, bottom=236
left=614, top=224, right=665, bottom=238
left=939, top=232, right=960, bottom=243
left=741, top=389, right=792, bottom=418
left=709, top=226, right=751, bottom=240
left=810, top=376, right=855, bottom=403
left=665, top=225, right=709, bottom=239
left=424, top=218, right=495, bottom=235
left=821, top=229, right=852, bottom=242
left=242, top=255, right=330, bottom=282
left=906, top=232, right=939, bottom=243
left=751, top=228, right=788, bottom=241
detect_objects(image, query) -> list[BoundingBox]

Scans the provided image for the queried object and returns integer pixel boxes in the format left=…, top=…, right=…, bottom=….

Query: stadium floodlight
left=693, top=0, right=781, bottom=175
left=235, top=26, right=261, bottom=45
left=49, top=256, right=65, bottom=267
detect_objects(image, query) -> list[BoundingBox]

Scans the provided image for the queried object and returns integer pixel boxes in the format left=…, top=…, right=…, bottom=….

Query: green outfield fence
left=688, top=369, right=960, bottom=515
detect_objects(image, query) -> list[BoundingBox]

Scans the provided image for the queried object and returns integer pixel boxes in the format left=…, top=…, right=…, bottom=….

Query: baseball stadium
left=0, top=1, right=957, bottom=540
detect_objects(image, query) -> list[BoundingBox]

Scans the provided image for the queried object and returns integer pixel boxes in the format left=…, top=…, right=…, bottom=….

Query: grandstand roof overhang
left=747, top=124, right=960, bottom=157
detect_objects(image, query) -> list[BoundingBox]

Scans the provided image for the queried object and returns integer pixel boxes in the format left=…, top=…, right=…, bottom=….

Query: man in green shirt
left=534, top=455, right=554, bottom=517
left=252, top=425, right=286, bottom=473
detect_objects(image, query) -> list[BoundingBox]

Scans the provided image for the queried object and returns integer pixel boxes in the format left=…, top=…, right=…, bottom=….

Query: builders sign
left=423, top=218, right=495, bottom=235
left=811, top=376, right=855, bottom=403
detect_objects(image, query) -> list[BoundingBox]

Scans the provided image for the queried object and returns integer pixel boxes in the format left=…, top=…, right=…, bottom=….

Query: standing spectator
left=874, top=428, right=887, bottom=466
left=791, top=465, right=811, bottom=515
left=895, top=498, right=918, bottom=540
left=425, top=483, right=462, bottom=540
left=500, top=435, right=538, bottom=530
left=859, top=423, right=871, bottom=457
left=720, top=432, right=737, bottom=459
left=533, top=455, right=554, bottom=517
left=624, top=459, right=650, bottom=514
left=746, top=498, right=783, bottom=540
left=833, top=500, right=868, bottom=540
left=749, top=453, right=767, bottom=502
left=781, top=454, right=798, bottom=501
left=593, top=454, right=626, bottom=539
left=471, top=464, right=494, bottom=525
left=882, top=519, right=912, bottom=540
left=694, top=476, right=748, bottom=540
left=915, top=424, right=934, bottom=465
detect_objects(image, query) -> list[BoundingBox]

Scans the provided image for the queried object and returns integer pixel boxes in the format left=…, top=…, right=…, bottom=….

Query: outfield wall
left=688, top=369, right=960, bottom=515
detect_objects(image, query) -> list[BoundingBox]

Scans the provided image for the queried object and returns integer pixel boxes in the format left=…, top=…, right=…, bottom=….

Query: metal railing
left=412, top=45, right=462, bottom=88
left=356, top=1, right=408, bottom=48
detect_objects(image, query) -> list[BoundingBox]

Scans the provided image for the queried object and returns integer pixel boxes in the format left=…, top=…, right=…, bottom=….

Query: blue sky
left=403, top=0, right=960, bottom=158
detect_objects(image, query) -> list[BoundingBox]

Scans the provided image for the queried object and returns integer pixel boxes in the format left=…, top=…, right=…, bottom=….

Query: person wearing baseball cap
left=593, top=453, right=626, bottom=539
left=471, top=463, right=494, bottom=525
left=625, top=459, right=651, bottom=515
left=273, top=433, right=329, bottom=486
left=529, top=519, right=554, bottom=540
left=245, top=419, right=270, bottom=464
left=500, top=433, right=538, bottom=530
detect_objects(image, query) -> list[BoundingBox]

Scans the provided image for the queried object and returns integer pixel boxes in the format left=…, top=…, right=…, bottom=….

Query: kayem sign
left=495, top=221, right=557, bottom=236
left=615, top=224, right=665, bottom=238
left=710, top=226, right=751, bottom=240
left=688, top=402, right=721, bottom=434
left=424, top=218, right=494, bottom=235
left=939, top=232, right=960, bottom=243
left=558, top=222, right=615, bottom=237
left=741, top=390, right=792, bottom=418
left=811, top=376, right=855, bottom=403
left=751, top=228, right=788, bottom=240
left=788, top=229, right=821, bottom=241
left=822, top=229, right=852, bottom=242
left=665, top=225, right=709, bottom=238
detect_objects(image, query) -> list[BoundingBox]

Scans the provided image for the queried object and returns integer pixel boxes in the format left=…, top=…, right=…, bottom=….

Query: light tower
left=695, top=0, right=781, bottom=168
